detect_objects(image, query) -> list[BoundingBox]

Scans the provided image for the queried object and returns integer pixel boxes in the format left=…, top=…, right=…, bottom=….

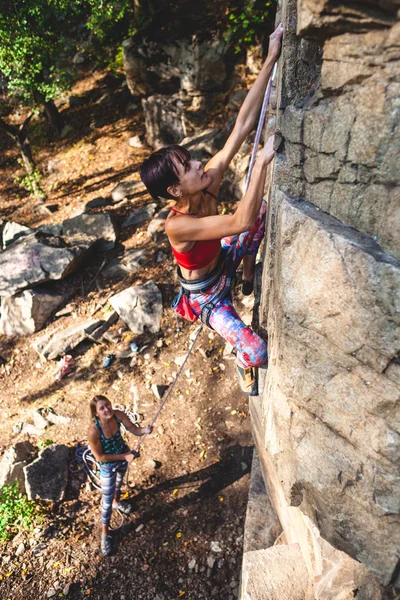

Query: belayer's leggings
left=188, top=200, right=268, bottom=368
left=99, top=461, right=128, bottom=525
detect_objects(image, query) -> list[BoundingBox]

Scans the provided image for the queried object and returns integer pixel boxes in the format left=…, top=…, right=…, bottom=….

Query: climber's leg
left=208, top=296, right=267, bottom=368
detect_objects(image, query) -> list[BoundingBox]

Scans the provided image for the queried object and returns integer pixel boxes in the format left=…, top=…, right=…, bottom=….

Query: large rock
left=0, top=442, right=36, bottom=494
left=32, top=318, right=103, bottom=360
left=102, top=249, right=148, bottom=279
left=142, top=94, right=187, bottom=149
left=109, top=280, right=163, bottom=334
left=110, top=181, right=146, bottom=203
left=2, top=221, right=32, bottom=249
left=122, top=204, right=157, bottom=229
left=62, top=213, right=118, bottom=251
left=241, top=544, right=310, bottom=600
left=0, top=231, right=94, bottom=297
left=24, top=444, right=69, bottom=502
left=147, top=207, right=171, bottom=238
left=180, top=128, right=223, bottom=160
left=123, top=35, right=235, bottom=97
left=258, top=190, right=400, bottom=584
left=277, top=16, right=400, bottom=259
left=245, top=2, right=400, bottom=596
left=0, top=287, right=66, bottom=336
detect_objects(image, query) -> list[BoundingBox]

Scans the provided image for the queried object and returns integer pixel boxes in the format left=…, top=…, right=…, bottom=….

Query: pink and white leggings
left=188, top=201, right=268, bottom=368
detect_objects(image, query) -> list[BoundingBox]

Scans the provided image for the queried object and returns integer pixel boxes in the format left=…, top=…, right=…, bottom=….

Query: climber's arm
left=204, top=23, right=283, bottom=191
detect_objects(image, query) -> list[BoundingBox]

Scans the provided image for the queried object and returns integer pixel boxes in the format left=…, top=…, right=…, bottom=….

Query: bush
left=225, top=1, right=274, bottom=53
left=0, top=483, right=43, bottom=542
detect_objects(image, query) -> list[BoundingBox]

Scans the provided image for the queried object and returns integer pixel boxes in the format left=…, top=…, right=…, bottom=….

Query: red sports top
left=169, top=206, right=221, bottom=270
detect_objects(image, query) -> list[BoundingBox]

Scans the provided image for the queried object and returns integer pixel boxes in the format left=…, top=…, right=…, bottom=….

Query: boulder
left=110, top=181, right=146, bottom=203
left=142, top=94, right=187, bottom=149
left=2, top=221, right=32, bottom=249
left=32, top=318, right=104, bottom=360
left=103, top=248, right=148, bottom=279
left=36, top=223, right=63, bottom=237
left=0, top=287, right=66, bottom=336
left=62, top=213, right=118, bottom=251
left=177, top=37, right=234, bottom=94
left=128, top=135, right=143, bottom=148
left=24, top=444, right=69, bottom=502
left=241, top=545, right=310, bottom=600
left=123, top=35, right=236, bottom=97
left=147, top=207, right=171, bottom=238
left=0, top=442, right=36, bottom=494
left=122, top=204, right=157, bottom=229
left=84, top=197, right=110, bottom=210
left=180, top=129, right=222, bottom=160
left=0, top=231, right=94, bottom=297
left=109, top=280, right=163, bottom=334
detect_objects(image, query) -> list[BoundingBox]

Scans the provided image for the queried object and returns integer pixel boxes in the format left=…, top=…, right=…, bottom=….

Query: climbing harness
left=173, top=249, right=236, bottom=328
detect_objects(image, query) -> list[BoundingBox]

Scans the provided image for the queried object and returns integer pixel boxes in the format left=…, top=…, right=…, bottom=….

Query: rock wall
left=248, top=0, right=400, bottom=596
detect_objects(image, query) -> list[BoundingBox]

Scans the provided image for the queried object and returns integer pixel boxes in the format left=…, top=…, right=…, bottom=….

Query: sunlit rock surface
left=242, top=0, right=400, bottom=597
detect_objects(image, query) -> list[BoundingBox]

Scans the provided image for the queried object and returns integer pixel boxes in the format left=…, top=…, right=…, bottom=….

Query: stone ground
left=0, top=69, right=254, bottom=599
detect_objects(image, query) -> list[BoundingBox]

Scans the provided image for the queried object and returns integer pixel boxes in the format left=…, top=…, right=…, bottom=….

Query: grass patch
left=0, top=483, right=43, bottom=542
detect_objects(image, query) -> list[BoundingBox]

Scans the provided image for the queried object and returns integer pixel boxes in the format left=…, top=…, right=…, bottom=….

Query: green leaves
left=0, top=1, right=81, bottom=106
left=0, top=484, right=43, bottom=542
left=224, top=0, right=275, bottom=53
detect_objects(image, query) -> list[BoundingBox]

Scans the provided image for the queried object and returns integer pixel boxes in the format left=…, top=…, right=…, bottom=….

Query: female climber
left=87, top=395, right=152, bottom=556
left=140, top=24, right=283, bottom=396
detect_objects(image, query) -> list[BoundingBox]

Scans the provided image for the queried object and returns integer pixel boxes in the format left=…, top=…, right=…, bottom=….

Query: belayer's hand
left=143, top=425, right=153, bottom=435
left=268, top=23, right=283, bottom=61
left=125, top=451, right=136, bottom=463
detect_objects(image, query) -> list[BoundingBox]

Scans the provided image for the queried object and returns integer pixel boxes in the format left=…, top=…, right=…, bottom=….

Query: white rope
left=245, top=61, right=278, bottom=192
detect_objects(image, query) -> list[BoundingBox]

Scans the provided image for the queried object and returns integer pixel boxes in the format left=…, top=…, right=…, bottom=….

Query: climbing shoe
left=113, top=501, right=132, bottom=515
left=242, top=280, right=254, bottom=296
left=101, top=535, right=113, bottom=557
left=236, top=365, right=258, bottom=396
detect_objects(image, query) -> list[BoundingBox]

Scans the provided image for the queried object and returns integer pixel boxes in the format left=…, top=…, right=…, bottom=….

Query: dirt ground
left=0, top=70, right=255, bottom=600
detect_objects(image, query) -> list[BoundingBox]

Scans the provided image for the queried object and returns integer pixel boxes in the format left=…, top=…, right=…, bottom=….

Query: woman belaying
left=87, top=395, right=152, bottom=556
left=140, top=24, right=283, bottom=396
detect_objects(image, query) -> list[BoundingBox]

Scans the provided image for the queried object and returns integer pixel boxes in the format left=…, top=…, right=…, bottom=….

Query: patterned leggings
left=99, top=461, right=128, bottom=526
left=188, top=200, right=268, bottom=368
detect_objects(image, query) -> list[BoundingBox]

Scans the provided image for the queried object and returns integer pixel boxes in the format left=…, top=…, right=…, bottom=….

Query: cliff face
left=250, top=0, right=400, bottom=595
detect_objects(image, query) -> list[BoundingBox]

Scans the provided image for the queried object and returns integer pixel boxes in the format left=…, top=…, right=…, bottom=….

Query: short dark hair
left=140, top=145, right=190, bottom=200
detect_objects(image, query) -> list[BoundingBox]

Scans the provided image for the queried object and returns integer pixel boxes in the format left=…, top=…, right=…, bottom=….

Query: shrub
left=0, top=483, right=43, bottom=542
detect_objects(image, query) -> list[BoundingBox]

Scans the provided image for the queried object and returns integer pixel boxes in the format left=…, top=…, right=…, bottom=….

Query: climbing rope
left=69, top=445, right=102, bottom=490
left=245, top=61, right=278, bottom=192
left=132, top=324, right=203, bottom=454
